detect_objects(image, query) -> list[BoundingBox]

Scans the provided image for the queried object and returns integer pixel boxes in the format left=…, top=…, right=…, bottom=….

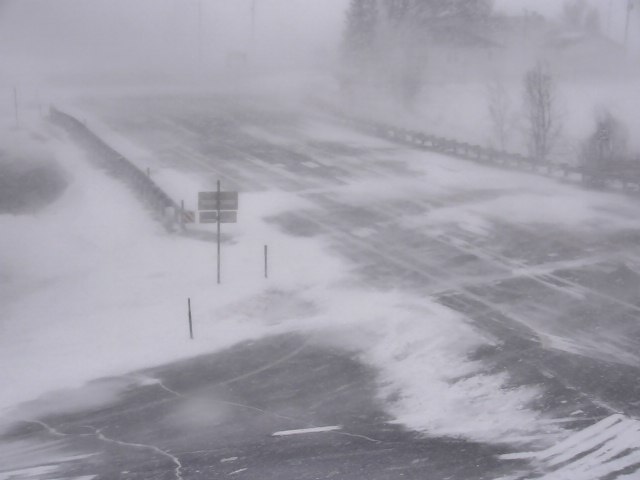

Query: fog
left=0, top=0, right=638, bottom=89
left=0, top=0, right=347, bottom=86
left=2, top=1, right=640, bottom=479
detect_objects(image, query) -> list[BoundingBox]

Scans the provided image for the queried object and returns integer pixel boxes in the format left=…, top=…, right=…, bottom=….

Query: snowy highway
left=93, top=95, right=640, bottom=398
left=2, top=94, right=640, bottom=479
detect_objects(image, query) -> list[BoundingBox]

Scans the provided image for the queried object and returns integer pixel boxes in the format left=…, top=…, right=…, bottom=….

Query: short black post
left=264, top=245, right=268, bottom=279
left=188, top=298, right=194, bottom=340
left=180, top=200, right=185, bottom=229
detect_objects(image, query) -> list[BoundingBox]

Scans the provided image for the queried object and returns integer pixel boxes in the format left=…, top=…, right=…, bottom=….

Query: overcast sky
left=0, top=0, right=635, bottom=84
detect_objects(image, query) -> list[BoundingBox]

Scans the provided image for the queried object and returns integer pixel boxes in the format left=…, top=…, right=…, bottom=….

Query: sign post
left=198, top=183, right=239, bottom=284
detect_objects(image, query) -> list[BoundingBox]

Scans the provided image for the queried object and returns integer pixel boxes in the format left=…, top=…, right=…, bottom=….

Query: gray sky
left=0, top=0, right=635, bottom=84
left=0, top=0, right=348, bottom=82
left=494, top=0, right=562, bottom=16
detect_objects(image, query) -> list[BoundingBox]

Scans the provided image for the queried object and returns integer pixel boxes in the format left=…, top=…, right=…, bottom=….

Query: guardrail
left=50, top=107, right=180, bottom=225
left=315, top=101, right=640, bottom=194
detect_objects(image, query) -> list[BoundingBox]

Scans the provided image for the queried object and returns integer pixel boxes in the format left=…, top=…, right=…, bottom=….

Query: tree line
left=341, top=0, right=492, bottom=106
left=342, top=0, right=632, bottom=171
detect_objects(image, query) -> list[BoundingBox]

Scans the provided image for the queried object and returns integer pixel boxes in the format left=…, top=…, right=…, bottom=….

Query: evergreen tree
left=381, top=0, right=492, bottom=27
left=342, top=0, right=379, bottom=68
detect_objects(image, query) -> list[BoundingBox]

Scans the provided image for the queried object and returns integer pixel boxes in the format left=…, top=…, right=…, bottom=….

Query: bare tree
left=487, top=79, right=512, bottom=150
left=523, top=62, right=560, bottom=163
left=343, top=0, right=379, bottom=66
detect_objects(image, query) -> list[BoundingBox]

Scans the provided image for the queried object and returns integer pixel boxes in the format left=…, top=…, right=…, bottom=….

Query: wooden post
left=188, top=298, right=194, bottom=340
left=217, top=180, right=221, bottom=285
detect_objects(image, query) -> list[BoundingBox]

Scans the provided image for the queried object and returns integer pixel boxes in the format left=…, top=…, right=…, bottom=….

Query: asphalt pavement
left=1, top=335, right=523, bottom=479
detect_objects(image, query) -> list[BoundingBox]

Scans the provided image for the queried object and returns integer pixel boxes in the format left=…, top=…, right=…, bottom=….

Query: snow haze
left=0, top=0, right=348, bottom=84
left=1, top=1, right=640, bottom=479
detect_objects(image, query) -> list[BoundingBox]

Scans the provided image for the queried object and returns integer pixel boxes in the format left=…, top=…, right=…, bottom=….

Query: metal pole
left=13, top=87, right=19, bottom=128
left=188, top=298, right=194, bottom=339
left=217, top=180, right=221, bottom=284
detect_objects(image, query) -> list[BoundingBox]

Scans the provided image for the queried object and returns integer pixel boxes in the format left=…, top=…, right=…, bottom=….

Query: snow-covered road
left=2, top=93, right=640, bottom=479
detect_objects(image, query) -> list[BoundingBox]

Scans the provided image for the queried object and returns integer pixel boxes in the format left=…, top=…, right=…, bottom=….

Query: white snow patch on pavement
left=313, top=295, right=546, bottom=444
left=0, top=465, right=59, bottom=480
left=228, top=468, right=248, bottom=475
left=502, top=414, right=640, bottom=480
left=272, top=426, right=342, bottom=436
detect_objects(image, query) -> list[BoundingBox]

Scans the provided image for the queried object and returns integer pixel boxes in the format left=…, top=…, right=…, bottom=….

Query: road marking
left=272, top=426, right=342, bottom=436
